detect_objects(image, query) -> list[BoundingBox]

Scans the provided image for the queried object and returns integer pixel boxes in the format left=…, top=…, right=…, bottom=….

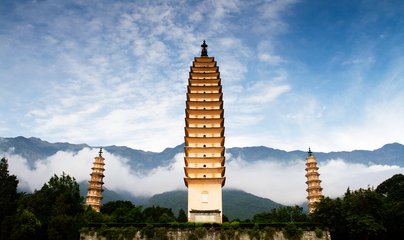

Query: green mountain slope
left=147, top=189, right=282, bottom=220
left=222, top=189, right=283, bottom=220
left=79, top=181, right=149, bottom=205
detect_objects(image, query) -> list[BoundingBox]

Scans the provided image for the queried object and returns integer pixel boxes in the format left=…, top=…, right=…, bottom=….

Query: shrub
left=248, top=225, right=260, bottom=240
left=263, top=226, right=275, bottom=240
left=141, top=224, right=154, bottom=239
left=122, top=226, right=138, bottom=239
left=283, top=224, right=303, bottom=240
left=224, top=228, right=237, bottom=239
left=153, top=227, right=167, bottom=240
left=195, top=227, right=207, bottom=238
left=187, top=232, right=198, bottom=240
left=314, top=227, right=323, bottom=238
left=230, top=221, right=240, bottom=229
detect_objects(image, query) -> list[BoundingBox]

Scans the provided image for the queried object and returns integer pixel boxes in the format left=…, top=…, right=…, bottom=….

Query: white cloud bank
left=5, top=149, right=403, bottom=206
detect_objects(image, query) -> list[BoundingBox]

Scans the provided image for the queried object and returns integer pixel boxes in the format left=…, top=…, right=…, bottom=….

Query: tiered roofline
left=184, top=55, right=226, bottom=187
left=184, top=42, right=225, bottom=223
left=85, top=148, right=106, bottom=212
left=305, top=148, right=323, bottom=213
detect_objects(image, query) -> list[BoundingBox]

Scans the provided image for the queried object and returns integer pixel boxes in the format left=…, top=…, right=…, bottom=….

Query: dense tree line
left=252, top=205, right=308, bottom=223
left=312, top=174, right=404, bottom=240
left=89, top=200, right=187, bottom=224
left=237, top=174, right=404, bottom=240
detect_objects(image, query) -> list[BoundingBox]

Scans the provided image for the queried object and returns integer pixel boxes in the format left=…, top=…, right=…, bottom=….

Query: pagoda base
left=189, top=209, right=221, bottom=223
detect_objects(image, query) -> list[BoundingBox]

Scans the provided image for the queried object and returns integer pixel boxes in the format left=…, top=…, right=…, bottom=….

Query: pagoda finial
left=308, top=147, right=313, bottom=156
left=99, top=147, right=103, bottom=157
left=201, top=40, right=208, bottom=56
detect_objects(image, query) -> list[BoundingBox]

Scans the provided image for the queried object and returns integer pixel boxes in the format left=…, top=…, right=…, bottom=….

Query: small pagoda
left=305, top=148, right=323, bottom=213
left=184, top=41, right=226, bottom=223
left=85, top=148, right=106, bottom=212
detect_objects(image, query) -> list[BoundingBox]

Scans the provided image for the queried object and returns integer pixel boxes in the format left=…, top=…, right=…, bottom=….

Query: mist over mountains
left=1, top=136, right=403, bottom=206
left=1, top=136, right=403, bottom=171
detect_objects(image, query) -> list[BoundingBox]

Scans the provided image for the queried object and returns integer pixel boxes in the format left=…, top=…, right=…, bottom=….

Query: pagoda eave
left=184, top=167, right=225, bottom=176
left=191, top=67, right=218, bottom=73
left=184, top=157, right=225, bottom=166
left=184, top=177, right=226, bottom=187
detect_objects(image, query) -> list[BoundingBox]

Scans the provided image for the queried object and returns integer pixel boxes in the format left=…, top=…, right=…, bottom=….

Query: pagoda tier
left=305, top=148, right=323, bottom=213
left=185, top=137, right=225, bottom=145
left=184, top=157, right=225, bottom=166
left=184, top=178, right=226, bottom=187
left=186, top=101, right=223, bottom=109
left=185, top=167, right=226, bottom=177
left=85, top=148, right=106, bottom=212
left=186, top=109, right=224, bottom=118
left=188, top=85, right=222, bottom=92
left=185, top=118, right=224, bottom=127
left=184, top=146, right=225, bottom=156
left=185, top=127, right=225, bottom=136
left=187, top=93, right=222, bottom=101
left=189, top=79, right=221, bottom=86
left=184, top=41, right=225, bottom=223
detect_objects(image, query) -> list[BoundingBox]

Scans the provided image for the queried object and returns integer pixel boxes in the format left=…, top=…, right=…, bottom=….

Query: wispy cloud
left=0, top=0, right=403, bottom=153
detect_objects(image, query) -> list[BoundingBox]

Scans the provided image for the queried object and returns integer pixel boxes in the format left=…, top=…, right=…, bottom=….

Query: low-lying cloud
left=5, top=149, right=403, bottom=206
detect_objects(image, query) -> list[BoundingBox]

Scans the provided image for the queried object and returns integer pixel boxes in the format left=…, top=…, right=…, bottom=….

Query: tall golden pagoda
left=85, top=148, right=105, bottom=212
left=184, top=41, right=226, bottom=223
left=305, top=148, right=323, bottom=213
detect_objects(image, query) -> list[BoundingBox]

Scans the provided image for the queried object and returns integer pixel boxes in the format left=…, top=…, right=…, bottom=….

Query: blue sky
left=1, top=0, right=403, bottom=152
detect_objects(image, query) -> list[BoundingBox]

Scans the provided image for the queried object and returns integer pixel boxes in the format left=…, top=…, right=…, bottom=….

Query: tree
left=159, top=213, right=174, bottom=223
left=100, top=200, right=134, bottom=215
left=82, top=206, right=104, bottom=224
left=42, top=172, right=83, bottom=216
left=312, top=175, right=404, bottom=240
left=375, top=174, right=404, bottom=239
left=343, top=188, right=386, bottom=239
left=9, top=209, right=41, bottom=240
left=21, top=172, right=84, bottom=240
left=0, top=157, right=19, bottom=240
left=375, top=173, right=404, bottom=201
left=177, top=209, right=187, bottom=222
left=312, top=197, right=347, bottom=239
left=127, top=206, right=144, bottom=223
left=100, top=200, right=140, bottom=223
left=253, top=206, right=308, bottom=223
left=143, top=206, right=175, bottom=223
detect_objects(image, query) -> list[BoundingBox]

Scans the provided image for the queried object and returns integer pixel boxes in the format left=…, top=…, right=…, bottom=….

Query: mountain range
left=1, top=136, right=403, bottom=172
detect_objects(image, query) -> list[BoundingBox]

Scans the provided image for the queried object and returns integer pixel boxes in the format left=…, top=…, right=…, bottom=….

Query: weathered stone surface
left=80, top=228, right=331, bottom=240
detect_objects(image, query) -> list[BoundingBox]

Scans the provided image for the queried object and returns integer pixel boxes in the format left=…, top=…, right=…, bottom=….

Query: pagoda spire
left=201, top=40, right=208, bottom=56
left=184, top=43, right=225, bottom=223
left=85, top=148, right=106, bottom=212
left=305, top=148, right=323, bottom=213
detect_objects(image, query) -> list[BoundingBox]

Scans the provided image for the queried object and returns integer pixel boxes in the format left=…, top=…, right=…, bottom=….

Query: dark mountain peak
left=106, top=145, right=151, bottom=154
left=28, top=136, right=46, bottom=141
left=380, top=142, right=404, bottom=150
